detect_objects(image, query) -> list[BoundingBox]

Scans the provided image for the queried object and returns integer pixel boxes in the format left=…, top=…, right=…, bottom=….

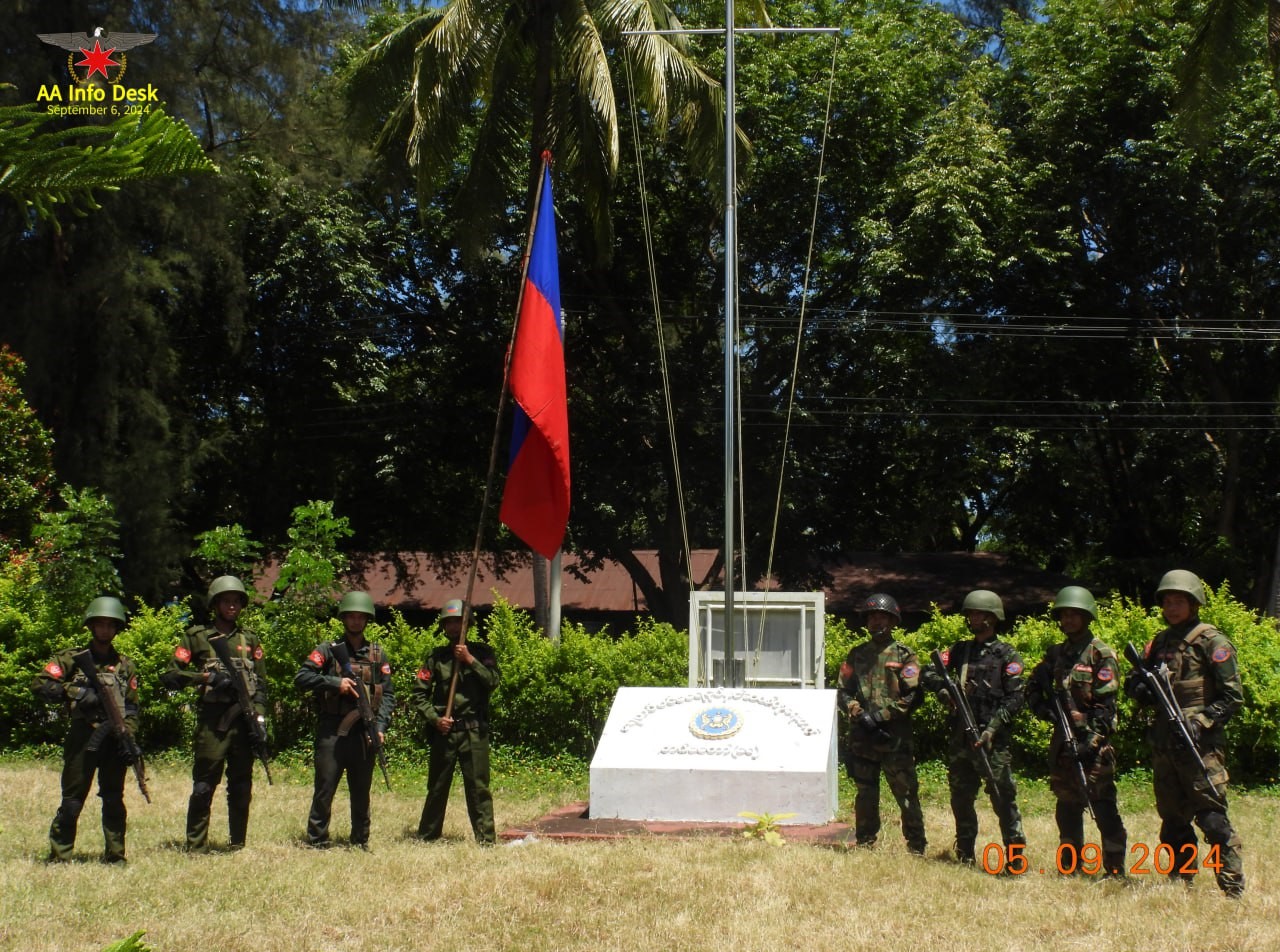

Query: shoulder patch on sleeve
left=253, top=645, right=264, bottom=661
left=1097, top=666, right=1114, bottom=681
left=45, top=661, right=63, bottom=679
left=416, top=667, right=432, bottom=682
left=381, top=662, right=391, bottom=675
left=940, top=649, right=950, bottom=666
left=1004, top=661, right=1023, bottom=677
left=901, top=664, right=919, bottom=680
left=839, top=661, right=853, bottom=679
left=308, top=650, right=325, bottom=667
left=1212, top=645, right=1232, bottom=663
left=174, top=645, right=191, bottom=665
left=130, top=676, right=139, bottom=691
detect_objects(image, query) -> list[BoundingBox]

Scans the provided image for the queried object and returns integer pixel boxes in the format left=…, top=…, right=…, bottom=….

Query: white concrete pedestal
left=589, top=687, right=838, bottom=824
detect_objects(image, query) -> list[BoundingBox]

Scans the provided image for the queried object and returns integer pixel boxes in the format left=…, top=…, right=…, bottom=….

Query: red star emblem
left=75, top=40, right=120, bottom=79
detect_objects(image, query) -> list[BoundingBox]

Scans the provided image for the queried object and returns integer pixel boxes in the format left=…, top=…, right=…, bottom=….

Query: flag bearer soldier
left=161, top=575, right=267, bottom=850
left=414, top=599, right=501, bottom=844
left=295, top=591, right=395, bottom=848
left=837, top=593, right=927, bottom=854
left=1027, top=586, right=1128, bottom=876
left=32, top=597, right=139, bottom=863
left=1123, top=570, right=1244, bottom=897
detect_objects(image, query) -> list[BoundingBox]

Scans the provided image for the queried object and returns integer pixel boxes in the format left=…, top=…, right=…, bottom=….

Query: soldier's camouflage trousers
left=947, top=741, right=1024, bottom=859
left=847, top=747, right=926, bottom=853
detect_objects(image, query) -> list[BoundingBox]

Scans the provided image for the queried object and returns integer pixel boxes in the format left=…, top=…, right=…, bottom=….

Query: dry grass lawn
left=1, top=759, right=1277, bottom=952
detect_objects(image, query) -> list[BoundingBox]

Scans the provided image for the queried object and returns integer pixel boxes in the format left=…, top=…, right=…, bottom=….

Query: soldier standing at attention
left=922, top=589, right=1026, bottom=865
left=295, top=591, right=395, bottom=848
left=414, top=599, right=500, bottom=845
left=837, top=593, right=927, bottom=854
left=161, top=575, right=267, bottom=851
left=32, top=597, right=140, bottom=863
left=1123, top=570, right=1244, bottom=897
left=1027, top=586, right=1128, bottom=876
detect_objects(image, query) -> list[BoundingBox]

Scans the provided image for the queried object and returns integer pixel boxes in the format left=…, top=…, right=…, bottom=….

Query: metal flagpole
left=723, top=0, right=738, bottom=687
left=624, top=18, right=837, bottom=689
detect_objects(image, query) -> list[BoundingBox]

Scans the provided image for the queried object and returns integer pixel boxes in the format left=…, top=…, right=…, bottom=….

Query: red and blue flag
left=499, top=161, right=570, bottom=559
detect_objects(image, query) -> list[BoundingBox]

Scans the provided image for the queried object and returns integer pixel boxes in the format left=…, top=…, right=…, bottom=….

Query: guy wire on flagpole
left=446, top=148, right=554, bottom=718
left=623, top=18, right=836, bottom=688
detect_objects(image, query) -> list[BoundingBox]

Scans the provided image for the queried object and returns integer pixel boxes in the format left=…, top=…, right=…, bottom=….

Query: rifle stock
left=930, top=649, right=1004, bottom=807
left=209, top=634, right=273, bottom=784
left=1123, top=642, right=1219, bottom=796
left=72, top=650, right=150, bottom=803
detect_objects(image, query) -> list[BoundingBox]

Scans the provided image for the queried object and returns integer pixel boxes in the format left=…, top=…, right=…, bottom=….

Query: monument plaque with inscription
left=589, top=686, right=839, bottom=824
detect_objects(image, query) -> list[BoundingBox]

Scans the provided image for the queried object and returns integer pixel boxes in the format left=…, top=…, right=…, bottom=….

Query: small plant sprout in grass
left=738, top=811, right=797, bottom=845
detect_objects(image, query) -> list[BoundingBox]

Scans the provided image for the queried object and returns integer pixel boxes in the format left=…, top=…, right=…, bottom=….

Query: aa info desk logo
left=35, top=27, right=160, bottom=118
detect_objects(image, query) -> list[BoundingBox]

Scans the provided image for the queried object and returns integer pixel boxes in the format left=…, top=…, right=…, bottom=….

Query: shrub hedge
left=4, top=552, right=1279, bottom=785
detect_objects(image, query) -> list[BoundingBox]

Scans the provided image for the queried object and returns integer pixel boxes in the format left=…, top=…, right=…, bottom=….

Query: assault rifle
left=209, top=633, right=273, bottom=784
left=331, top=641, right=391, bottom=791
left=930, top=649, right=1003, bottom=807
left=1123, top=642, right=1219, bottom=796
left=72, top=650, right=150, bottom=803
left=1051, top=688, right=1096, bottom=821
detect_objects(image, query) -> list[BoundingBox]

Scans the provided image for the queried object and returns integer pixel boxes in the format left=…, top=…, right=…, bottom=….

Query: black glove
left=857, top=712, right=880, bottom=735
left=73, top=686, right=99, bottom=708
left=1127, top=681, right=1153, bottom=705
left=1185, top=720, right=1203, bottom=747
left=206, top=670, right=233, bottom=691
left=120, top=744, right=138, bottom=766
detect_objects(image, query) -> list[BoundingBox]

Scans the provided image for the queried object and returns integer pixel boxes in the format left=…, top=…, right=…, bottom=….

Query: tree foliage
left=0, top=86, right=216, bottom=229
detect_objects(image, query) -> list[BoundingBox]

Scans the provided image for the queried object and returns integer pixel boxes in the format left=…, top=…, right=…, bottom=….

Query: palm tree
left=1177, top=0, right=1280, bottom=116
left=341, top=0, right=750, bottom=252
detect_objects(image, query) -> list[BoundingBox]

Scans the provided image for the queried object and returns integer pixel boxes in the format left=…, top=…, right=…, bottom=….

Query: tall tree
left=341, top=0, right=734, bottom=255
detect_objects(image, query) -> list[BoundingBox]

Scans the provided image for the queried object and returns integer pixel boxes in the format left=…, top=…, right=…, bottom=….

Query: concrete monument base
left=589, top=687, right=839, bottom=825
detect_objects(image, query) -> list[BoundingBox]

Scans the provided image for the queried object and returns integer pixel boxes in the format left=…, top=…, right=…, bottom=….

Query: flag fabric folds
left=499, top=162, right=570, bottom=559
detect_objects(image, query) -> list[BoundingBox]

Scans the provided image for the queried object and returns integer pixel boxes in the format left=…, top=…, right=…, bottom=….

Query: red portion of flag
left=499, top=163, right=570, bottom=559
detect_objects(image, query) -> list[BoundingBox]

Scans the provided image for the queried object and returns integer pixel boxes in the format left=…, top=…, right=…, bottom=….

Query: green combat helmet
left=338, top=591, right=376, bottom=617
left=1155, top=569, right=1206, bottom=606
left=207, top=575, right=249, bottom=607
left=961, top=589, right=1005, bottom=621
left=1052, top=586, right=1098, bottom=621
left=84, top=596, right=127, bottom=628
left=441, top=598, right=465, bottom=619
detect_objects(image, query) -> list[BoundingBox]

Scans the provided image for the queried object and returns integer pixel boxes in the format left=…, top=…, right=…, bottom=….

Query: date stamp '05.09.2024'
left=979, top=842, right=1223, bottom=876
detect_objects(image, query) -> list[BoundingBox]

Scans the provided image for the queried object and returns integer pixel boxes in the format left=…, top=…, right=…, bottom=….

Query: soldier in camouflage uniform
left=32, top=597, right=140, bottom=863
left=414, top=599, right=500, bottom=844
left=837, top=593, right=926, bottom=854
left=1123, top=570, right=1244, bottom=897
left=161, top=575, right=267, bottom=851
left=295, top=591, right=395, bottom=848
left=1027, top=586, right=1128, bottom=876
left=922, top=589, right=1026, bottom=864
